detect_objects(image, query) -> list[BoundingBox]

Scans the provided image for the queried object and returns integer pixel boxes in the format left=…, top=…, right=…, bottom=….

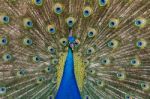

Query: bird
left=0, top=0, right=150, bottom=99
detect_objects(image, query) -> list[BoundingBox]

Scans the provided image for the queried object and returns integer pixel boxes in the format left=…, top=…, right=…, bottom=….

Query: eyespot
left=23, top=18, right=33, bottom=29
left=23, top=37, right=33, bottom=46
left=32, top=0, right=44, bottom=6
left=3, top=53, right=12, bottom=62
left=96, top=80, right=105, bottom=87
left=89, top=69, right=96, bottom=75
left=83, top=7, right=93, bottom=17
left=107, top=39, right=119, bottom=49
left=49, top=95, right=54, bottom=99
left=17, top=69, right=26, bottom=77
left=77, top=52, right=82, bottom=57
left=125, top=94, right=132, bottom=99
left=101, top=57, right=111, bottom=66
left=36, top=76, right=45, bottom=84
left=59, top=52, right=64, bottom=57
left=87, top=28, right=97, bottom=38
left=83, top=60, right=90, bottom=66
left=47, top=25, right=56, bottom=34
left=141, top=82, right=149, bottom=91
left=134, top=18, right=146, bottom=28
left=47, top=46, right=56, bottom=54
left=53, top=3, right=63, bottom=15
left=130, top=58, right=141, bottom=67
left=66, top=17, right=76, bottom=27
left=109, top=19, right=119, bottom=28
left=99, top=0, right=109, bottom=6
left=86, top=47, right=95, bottom=55
left=45, top=66, right=51, bottom=73
left=32, top=55, right=41, bottom=63
left=0, top=37, right=8, bottom=46
left=136, top=39, right=147, bottom=49
left=51, top=58, right=58, bottom=65
left=60, top=38, right=68, bottom=46
left=117, top=72, right=126, bottom=80
left=0, top=15, right=10, bottom=24
left=0, top=87, right=6, bottom=94
left=84, top=95, right=91, bottom=99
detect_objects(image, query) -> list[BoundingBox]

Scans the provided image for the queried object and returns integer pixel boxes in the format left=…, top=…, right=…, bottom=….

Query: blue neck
left=56, top=47, right=81, bottom=99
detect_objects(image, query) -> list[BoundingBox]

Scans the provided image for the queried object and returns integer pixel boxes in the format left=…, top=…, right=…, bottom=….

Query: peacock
left=0, top=0, right=150, bottom=99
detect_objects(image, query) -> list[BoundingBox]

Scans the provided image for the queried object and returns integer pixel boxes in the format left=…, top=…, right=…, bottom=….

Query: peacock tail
left=0, top=0, right=150, bottom=99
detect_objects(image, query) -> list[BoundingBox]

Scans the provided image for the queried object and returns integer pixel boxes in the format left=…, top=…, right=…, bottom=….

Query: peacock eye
left=48, top=46, right=56, bottom=54
left=86, top=47, right=95, bottom=55
left=45, top=66, right=51, bottom=73
left=53, top=3, right=63, bottom=15
left=117, top=72, right=126, bottom=80
left=32, top=55, right=41, bottom=63
left=0, top=87, right=6, bottom=94
left=17, top=69, right=26, bottom=77
left=60, top=38, right=68, bottom=46
left=96, top=80, right=105, bottom=87
left=87, top=28, right=97, bottom=38
left=101, top=57, right=111, bottom=66
left=141, top=82, right=149, bottom=91
left=51, top=59, right=58, bottom=65
left=66, top=17, right=76, bottom=27
left=0, top=15, right=10, bottom=24
left=109, top=19, right=119, bottom=28
left=107, top=39, right=119, bottom=49
left=83, top=60, right=90, bottom=66
left=83, top=7, right=93, bottom=17
left=77, top=52, right=82, bottom=57
left=49, top=95, right=54, bottom=99
left=23, top=37, right=33, bottom=46
left=36, top=76, right=45, bottom=84
left=125, top=94, right=132, bottom=99
left=32, top=0, right=44, bottom=6
left=47, top=25, right=56, bottom=34
left=84, top=95, right=91, bottom=99
left=23, top=18, right=33, bottom=29
left=3, top=53, right=12, bottom=62
left=0, top=37, right=8, bottom=46
left=134, top=18, right=146, bottom=28
left=130, top=58, right=140, bottom=67
left=136, top=39, right=147, bottom=49
left=99, top=0, right=109, bottom=6
left=89, top=69, right=96, bottom=75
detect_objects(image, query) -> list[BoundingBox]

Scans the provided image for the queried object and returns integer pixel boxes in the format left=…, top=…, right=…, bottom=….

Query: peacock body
left=0, top=0, right=150, bottom=99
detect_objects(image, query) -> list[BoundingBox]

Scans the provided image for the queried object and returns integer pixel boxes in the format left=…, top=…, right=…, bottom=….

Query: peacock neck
left=56, top=47, right=81, bottom=99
